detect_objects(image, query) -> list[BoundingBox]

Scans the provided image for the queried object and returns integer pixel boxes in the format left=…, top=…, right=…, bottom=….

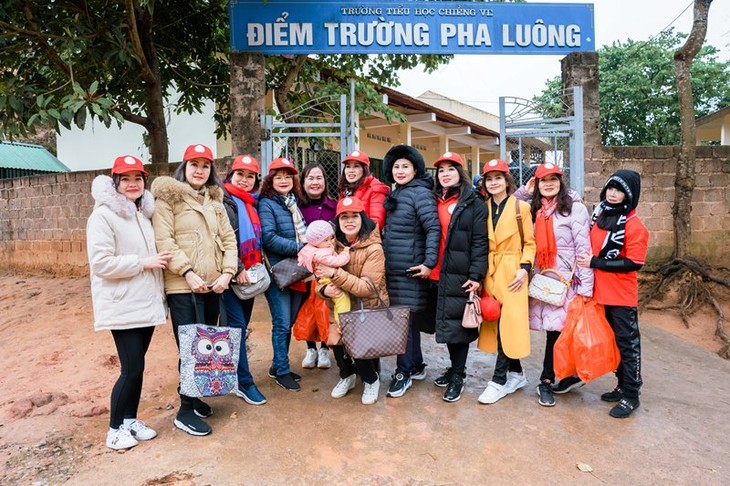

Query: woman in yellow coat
left=477, top=158, right=536, bottom=405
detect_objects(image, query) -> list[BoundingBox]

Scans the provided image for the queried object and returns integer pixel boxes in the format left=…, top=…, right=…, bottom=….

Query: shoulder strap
left=514, top=197, right=524, bottom=247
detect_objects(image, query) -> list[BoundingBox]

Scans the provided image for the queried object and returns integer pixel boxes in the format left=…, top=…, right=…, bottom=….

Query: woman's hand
left=525, top=177, right=536, bottom=196
left=462, top=279, right=481, bottom=294
left=315, top=264, right=336, bottom=279
left=576, top=252, right=592, bottom=268
left=409, top=264, right=432, bottom=279
left=507, top=268, right=529, bottom=292
left=210, top=273, right=233, bottom=294
left=142, top=251, right=172, bottom=270
left=235, top=270, right=250, bottom=285
left=324, top=284, right=343, bottom=299
left=185, top=271, right=208, bottom=293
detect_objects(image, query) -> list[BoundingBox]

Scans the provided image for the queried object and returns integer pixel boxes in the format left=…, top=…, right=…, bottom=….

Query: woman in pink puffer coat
left=514, top=163, right=593, bottom=408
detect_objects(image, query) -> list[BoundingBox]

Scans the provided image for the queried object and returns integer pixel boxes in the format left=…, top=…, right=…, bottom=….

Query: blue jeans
left=264, top=284, right=305, bottom=376
left=222, top=289, right=256, bottom=388
left=396, top=313, right=424, bottom=376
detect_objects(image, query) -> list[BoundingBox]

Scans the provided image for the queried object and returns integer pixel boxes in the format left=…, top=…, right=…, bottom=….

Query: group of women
left=87, top=142, right=648, bottom=449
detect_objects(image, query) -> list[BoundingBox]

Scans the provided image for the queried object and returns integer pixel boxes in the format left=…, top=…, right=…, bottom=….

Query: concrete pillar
left=230, top=52, right=266, bottom=157
left=561, top=52, right=601, bottom=150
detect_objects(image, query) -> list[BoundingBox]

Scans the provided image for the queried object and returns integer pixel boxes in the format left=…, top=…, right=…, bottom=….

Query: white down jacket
left=86, top=175, right=167, bottom=331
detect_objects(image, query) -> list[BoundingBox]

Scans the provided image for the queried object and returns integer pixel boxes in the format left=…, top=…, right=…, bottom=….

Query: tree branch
left=117, top=108, right=150, bottom=128
left=17, top=3, right=71, bottom=78
left=124, top=0, right=156, bottom=83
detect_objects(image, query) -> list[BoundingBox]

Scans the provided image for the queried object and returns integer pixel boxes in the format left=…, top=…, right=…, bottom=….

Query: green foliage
left=532, top=29, right=730, bottom=146
left=0, top=0, right=229, bottom=149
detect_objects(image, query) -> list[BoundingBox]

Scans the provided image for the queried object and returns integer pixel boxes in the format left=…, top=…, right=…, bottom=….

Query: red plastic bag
left=553, top=297, right=582, bottom=380
left=573, top=299, right=621, bottom=383
left=292, top=282, right=330, bottom=342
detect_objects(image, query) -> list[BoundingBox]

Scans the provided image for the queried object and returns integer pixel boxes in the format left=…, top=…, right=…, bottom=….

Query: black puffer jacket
left=382, top=175, right=440, bottom=311
left=434, top=189, right=489, bottom=344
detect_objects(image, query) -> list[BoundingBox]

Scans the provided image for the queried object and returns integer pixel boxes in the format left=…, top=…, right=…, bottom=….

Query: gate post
left=561, top=52, right=600, bottom=151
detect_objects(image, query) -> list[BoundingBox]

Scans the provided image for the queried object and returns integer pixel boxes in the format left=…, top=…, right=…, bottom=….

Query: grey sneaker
left=552, top=376, right=584, bottom=395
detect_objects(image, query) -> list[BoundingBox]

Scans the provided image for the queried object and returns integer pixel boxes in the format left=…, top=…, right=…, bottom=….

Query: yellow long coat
left=477, top=195, right=536, bottom=359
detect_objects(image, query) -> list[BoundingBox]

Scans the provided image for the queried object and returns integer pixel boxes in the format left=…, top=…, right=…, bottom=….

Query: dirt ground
left=1, top=270, right=729, bottom=485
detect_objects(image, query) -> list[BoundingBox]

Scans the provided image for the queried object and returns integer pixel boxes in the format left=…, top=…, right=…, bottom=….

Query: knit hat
left=434, top=151, right=464, bottom=168
left=481, top=158, right=510, bottom=176
left=342, top=150, right=370, bottom=168
left=534, top=163, right=563, bottom=179
left=111, top=155, right=148, bottom=176
left=336, top=196, right=366, bottom=215
left=600, top=169, right=641, bottom=210
left=306, top=220, right=335, bottom=245
left=183, top=144, right=214, bottom=163
left=268, top=157, right=298, bottom=175
left=383, top=144, right=426, bottom=183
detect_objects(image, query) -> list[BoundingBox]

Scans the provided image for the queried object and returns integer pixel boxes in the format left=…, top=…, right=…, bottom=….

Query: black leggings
left=109, top=326, right=155, bottom=429
left=447, top=342, right=469, bottom=374
left=540, top=330, right=561, bottom=383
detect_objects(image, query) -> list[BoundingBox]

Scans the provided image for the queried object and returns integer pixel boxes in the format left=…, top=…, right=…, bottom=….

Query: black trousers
left=109, top=326, right=155, bottom=429
left=447, top=342, right=469, bottom=374
left=539, top=330, right=561, bottom=383
left=167, top=292, right=220, bottom=404
left=605, top=305, right=642, bottom=399
left=492, top=324, right=523, bottom=385
left=332, top=345, right=379, bottom=384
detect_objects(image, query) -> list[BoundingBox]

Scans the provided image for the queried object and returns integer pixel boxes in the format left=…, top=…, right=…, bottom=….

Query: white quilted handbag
left=528, top=269, right=571, bottom=306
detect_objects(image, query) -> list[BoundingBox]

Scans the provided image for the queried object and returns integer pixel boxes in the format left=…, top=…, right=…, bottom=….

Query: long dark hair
left=433, top=163, right=471, bottom=199
left=300, top=162, right=330, bottom=205
left=112, top=173, right=148, bottom=206
left=259, top=168, right=304, bottom=200
left=529, top=174, right=573, bottom=221
left=337, top=161, right=369, bottom=196
left=174, top=160, right=222, bottom=188
left=335, top=211, right=377, bottom=245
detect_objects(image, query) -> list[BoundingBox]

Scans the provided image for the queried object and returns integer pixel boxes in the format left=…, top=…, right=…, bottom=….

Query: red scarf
left=224, top=183, right=262, bottom=267
left=535, top=197, right=558, bottom=268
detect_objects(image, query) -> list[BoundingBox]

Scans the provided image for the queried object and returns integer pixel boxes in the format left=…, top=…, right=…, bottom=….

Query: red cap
left=434, top=151, right=464, bottom=168
left=535, top=163, right=563, bottom=179
left=480, top=293, right=502, bottom=321
left=231, top=155, right=260, bottom=175
left=336, top=196, right=366, bottom=216
left=482, top=158, right=510, bottom=176
left=268, top=157, right=298, bottom=175
left=111, top=155, right=148, bottom=176
left=183, top=144, right=215, bottom=163
left=342, top=150, right=370, bottom=168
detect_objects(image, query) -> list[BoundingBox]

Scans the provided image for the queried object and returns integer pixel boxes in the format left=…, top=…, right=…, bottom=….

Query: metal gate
left=260, top=88, right=355, bottom=199
left=499, top=86, right=584, bottom=194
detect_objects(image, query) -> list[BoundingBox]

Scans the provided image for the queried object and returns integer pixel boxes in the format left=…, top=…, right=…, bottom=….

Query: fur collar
left=150, top=176, right=223, bottom=204
left=91, top=175, right=154, bottom=219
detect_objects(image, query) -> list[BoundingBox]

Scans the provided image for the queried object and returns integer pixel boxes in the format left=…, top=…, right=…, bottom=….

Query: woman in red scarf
left=514, top=163, right=593, bottom=407
left=221, top=155, right=267, bottom=406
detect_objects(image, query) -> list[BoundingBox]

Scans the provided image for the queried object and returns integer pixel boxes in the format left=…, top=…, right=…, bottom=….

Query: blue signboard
left=230, top=1, right=595, bottom=55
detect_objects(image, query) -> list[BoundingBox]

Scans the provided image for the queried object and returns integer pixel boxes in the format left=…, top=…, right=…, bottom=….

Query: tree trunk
left=230, top=52, right=266, bottom=156
left=672, top=0, right=712, bottom=259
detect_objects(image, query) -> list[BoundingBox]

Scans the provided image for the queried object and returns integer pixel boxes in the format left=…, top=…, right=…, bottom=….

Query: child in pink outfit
left=298, top=220, right=351, bottom=322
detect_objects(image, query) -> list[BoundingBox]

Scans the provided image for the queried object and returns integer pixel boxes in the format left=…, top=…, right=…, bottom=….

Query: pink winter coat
left=515, top=187, right=594, bottom=332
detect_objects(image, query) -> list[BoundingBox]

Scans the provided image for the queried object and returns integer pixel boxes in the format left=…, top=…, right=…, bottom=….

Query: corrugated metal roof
left=0, top=141, right=70, bottom=172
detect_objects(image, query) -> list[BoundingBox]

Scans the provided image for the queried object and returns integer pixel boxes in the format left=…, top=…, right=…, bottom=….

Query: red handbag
left=292, top=282, right=330, bottom=342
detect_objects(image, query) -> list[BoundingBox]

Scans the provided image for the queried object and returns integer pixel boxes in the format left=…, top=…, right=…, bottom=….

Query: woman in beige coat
left=476, top=159, right=536, bottom=405
left=87, top=155, right=170, bottom=450
left=315, top=197, right=389, bottom=405
left=151, top=144, right=237, bottom=437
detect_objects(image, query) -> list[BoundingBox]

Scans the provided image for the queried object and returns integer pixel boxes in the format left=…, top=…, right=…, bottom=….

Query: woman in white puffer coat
left=87, top=155, right=170, bottom=451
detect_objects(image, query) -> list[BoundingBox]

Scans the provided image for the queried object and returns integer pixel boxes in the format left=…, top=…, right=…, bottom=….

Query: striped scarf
left=285, top=193, right=307, bottom=244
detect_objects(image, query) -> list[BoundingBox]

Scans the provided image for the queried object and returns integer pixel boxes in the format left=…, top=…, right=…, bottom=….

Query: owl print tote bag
left=178, top=295, right=242, bottom=398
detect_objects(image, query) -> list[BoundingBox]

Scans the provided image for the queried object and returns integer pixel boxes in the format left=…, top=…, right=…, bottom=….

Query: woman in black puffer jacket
left=382, top=144, right=440, bottom=399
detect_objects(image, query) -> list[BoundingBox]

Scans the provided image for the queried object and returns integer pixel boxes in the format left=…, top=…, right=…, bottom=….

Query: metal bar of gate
left=340, top=94, right=347, bottom=161
left=499, top=97, right=506, bottom=160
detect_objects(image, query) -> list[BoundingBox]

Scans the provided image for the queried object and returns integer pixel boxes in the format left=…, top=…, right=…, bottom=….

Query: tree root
left=640, top=258, right=730, bottom=360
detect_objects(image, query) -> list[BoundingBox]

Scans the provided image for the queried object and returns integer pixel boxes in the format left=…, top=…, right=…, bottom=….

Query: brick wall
left=0, top=160, right=232, bottom=275
left=584, top=145, right=730, bottom=263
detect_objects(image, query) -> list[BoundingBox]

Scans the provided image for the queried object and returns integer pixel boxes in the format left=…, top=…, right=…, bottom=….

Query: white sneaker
left=302, top=348, right=318, bottom=369
left=361, top=375, right=380, bottom=405
left=106, top=428, right=138, bottom=450
left=478, top=381, right=508, bottom=405
left=503, top=372, right=528, bottom=394
left=331, top=374, right=357, bottom=398
left=317, top=348, right=331, bottom=369
left=121, top=419, right=157, bottom=441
